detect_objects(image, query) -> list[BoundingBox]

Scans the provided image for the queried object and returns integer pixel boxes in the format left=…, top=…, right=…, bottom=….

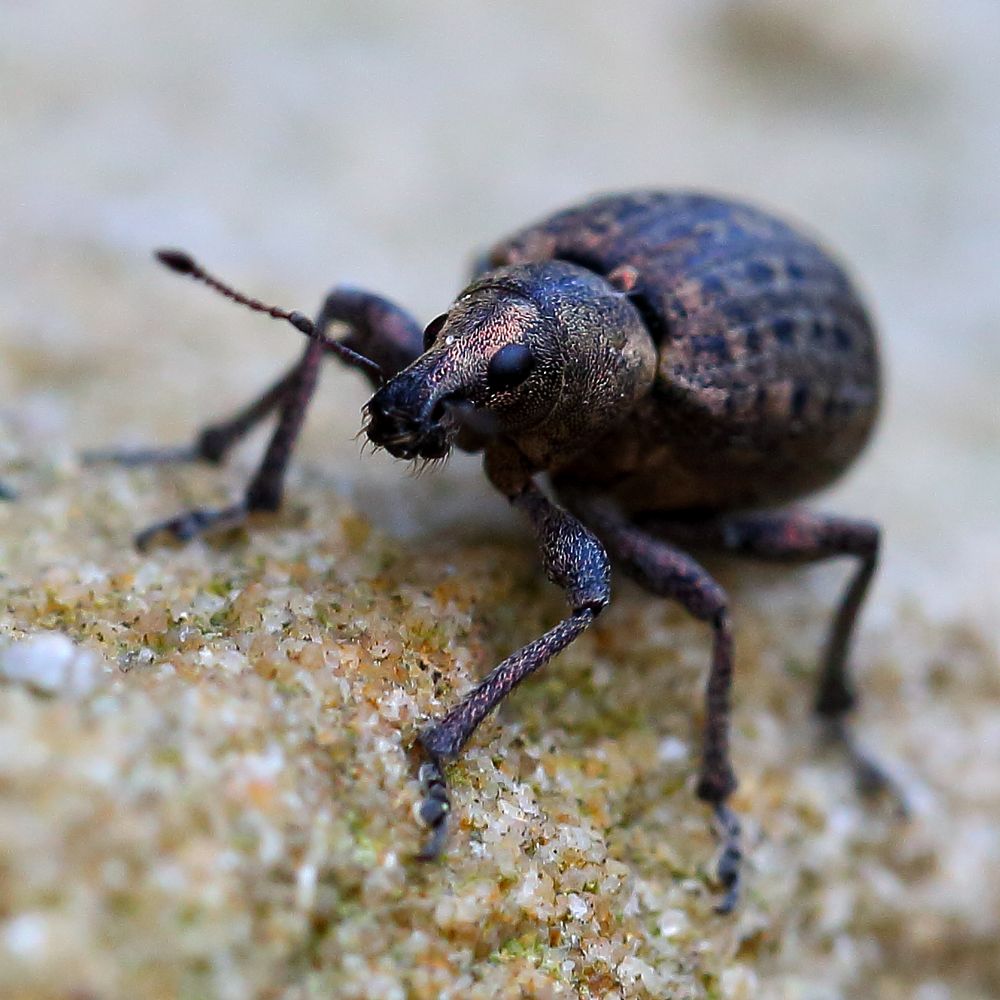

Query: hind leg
left=90, top=288, right=425, bottom=548
left=641, top=507, right=901, bottom=807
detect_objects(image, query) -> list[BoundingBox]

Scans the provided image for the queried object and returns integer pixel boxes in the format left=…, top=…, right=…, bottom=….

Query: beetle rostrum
left=92, top=191, right=900, bottom=912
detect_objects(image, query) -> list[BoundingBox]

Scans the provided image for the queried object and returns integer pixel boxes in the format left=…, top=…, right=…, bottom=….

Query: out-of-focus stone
left=0, top=633, right=103, bottom=697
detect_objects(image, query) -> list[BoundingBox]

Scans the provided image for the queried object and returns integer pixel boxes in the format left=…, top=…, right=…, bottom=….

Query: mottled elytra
left=92, top=191, right=899, bottom=912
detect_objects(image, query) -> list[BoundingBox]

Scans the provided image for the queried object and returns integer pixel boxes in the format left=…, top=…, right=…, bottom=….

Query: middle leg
left=566, top=494, right=743, bottom=913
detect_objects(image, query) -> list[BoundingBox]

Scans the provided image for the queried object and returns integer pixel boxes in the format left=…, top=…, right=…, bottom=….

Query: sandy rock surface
left=2, top=2, right=999, bottom=998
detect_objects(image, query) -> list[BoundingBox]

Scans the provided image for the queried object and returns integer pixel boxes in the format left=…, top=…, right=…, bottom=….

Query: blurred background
left=2, top=0, right=998, bottom=598
left=1, top=1, right=999, bottom=995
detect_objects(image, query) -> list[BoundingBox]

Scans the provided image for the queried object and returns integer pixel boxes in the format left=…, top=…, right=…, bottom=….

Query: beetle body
left=105, top=190, right=894, bottom=912
left=441, top=191, right=880, bottom=512
left=520, top=193, right=879, bottom=511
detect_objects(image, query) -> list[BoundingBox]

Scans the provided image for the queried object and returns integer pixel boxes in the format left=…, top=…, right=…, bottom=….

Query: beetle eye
left=423, top=313, right=448, bottom=350
left=486, top=343, right=536, bottom=392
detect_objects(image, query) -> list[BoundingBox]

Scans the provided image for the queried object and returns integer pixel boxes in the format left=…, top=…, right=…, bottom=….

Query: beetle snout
left=364, top=377, right=455, bottom=461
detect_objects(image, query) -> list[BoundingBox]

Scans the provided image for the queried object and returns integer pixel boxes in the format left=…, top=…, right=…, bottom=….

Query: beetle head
left=364, top=261, right=656, bottom=464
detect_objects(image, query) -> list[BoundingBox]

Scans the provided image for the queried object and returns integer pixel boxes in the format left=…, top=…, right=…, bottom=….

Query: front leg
left=93, top=286, right=425, bottom=548
left=416, top=445, right=610, bottom=860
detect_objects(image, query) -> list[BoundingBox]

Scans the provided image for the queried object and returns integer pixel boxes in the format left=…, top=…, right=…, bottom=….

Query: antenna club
left=288, top=311, right=315, bottom=336
left=155, top=249, right=197, bottom=275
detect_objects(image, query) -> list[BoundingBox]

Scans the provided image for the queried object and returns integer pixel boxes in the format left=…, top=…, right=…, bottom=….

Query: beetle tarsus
left=822, top=717, right=909, bottom=818
left=415, top=758, right=452, bottom=861
left=712, top=803, right=743, bottom=914
left=135, top=501, right=250, bottom=551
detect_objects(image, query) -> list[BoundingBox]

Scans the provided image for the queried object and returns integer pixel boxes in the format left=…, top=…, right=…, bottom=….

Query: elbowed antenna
left=154, top=248, right=384, bottom=382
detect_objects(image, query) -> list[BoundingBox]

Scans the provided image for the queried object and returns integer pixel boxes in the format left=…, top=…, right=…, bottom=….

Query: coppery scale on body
left=91, top=191, right=900, bottom=913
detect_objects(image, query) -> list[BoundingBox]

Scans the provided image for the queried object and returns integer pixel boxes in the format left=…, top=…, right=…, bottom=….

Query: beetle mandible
left=95, top=191, right=897, bottom=911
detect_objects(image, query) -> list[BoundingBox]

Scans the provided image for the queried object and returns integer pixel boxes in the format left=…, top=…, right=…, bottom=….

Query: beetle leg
left=314, top=287, right=426, bottom=384
left=565, top=494, right=742, bottom=912
left=93, top=289, right=425, bottom=548
left=83, top=358, right=306, bottom=469
left=642, top=508, right=903, bottom=811
left=416, top=462, right=611, bottom=863
left=124, top=336, right=324, bottom=549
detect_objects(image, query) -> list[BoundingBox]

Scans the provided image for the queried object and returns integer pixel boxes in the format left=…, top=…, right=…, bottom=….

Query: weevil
left=93, top=191, right=898, bottom=911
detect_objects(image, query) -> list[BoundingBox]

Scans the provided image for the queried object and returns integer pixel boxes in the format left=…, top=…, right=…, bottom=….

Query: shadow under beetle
left=94, top=191, right=900, bottom=912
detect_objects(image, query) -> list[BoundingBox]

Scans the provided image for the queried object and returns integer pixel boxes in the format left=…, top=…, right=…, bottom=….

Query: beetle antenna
left=155, top=248, right=315, bottom=336
left=154, top=248, right=384, bottom=382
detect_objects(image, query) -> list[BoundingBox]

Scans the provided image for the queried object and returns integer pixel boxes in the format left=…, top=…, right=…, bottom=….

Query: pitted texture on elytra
left=488, top=192, right=880, bottom=513
left=491, top=191, right=878, bottom=436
